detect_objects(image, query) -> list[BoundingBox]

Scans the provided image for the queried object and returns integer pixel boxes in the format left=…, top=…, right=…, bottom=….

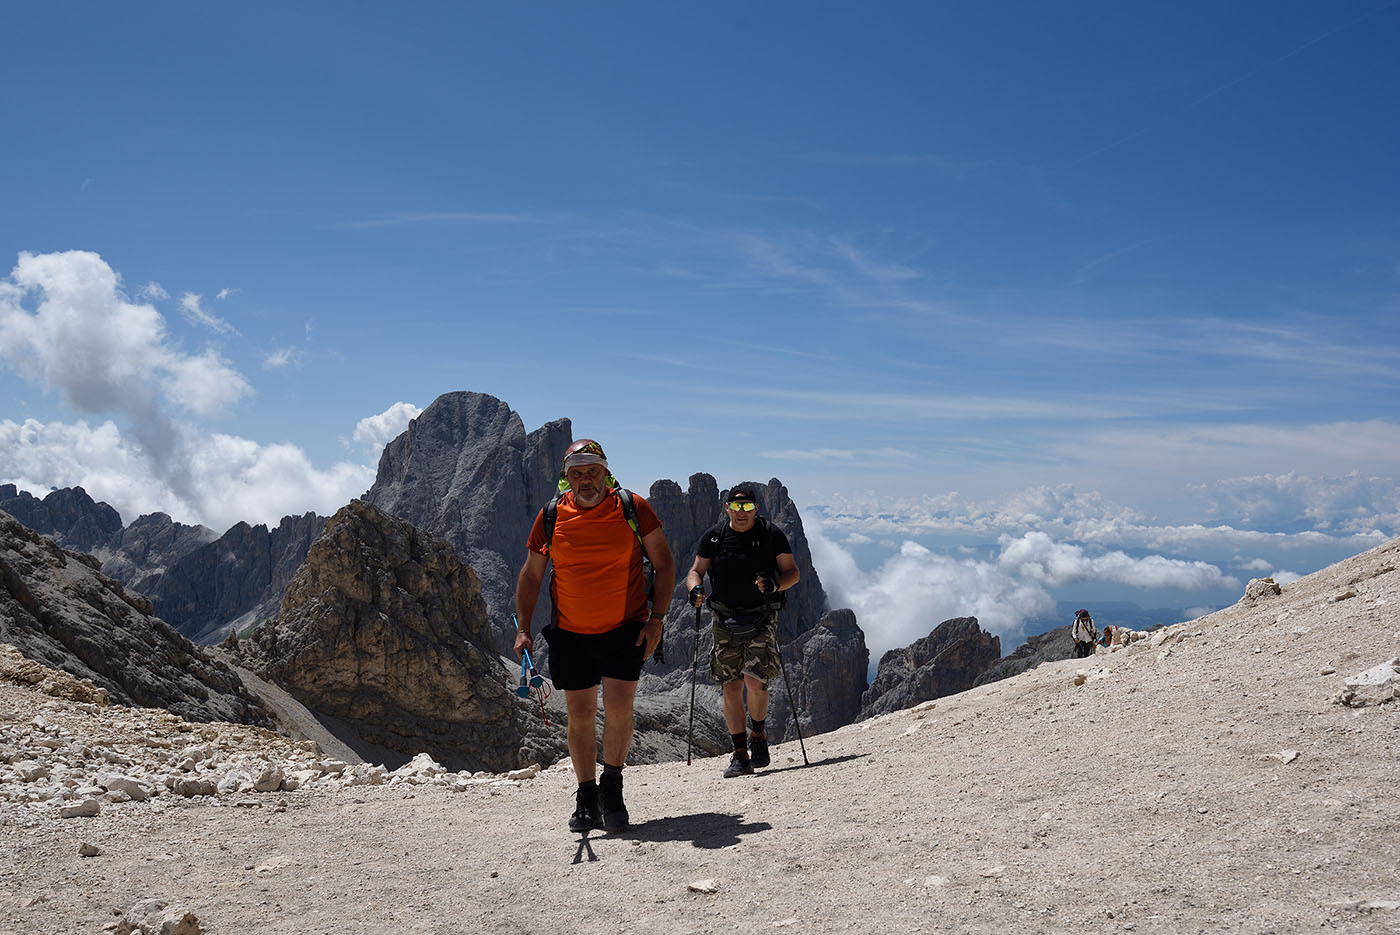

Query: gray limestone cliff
left=138, top=513, right=325, bottom=643
left=0, top=484, right=124, bottom=554
left=973, top=625, right=1075, bottom=687
left=0, top=509, right=270, bottom=725
left=762, top=609, right=869, bottom=740
left=860, top=616, right=1001, bottom=719
left=232, top=500, right=526, bottom=773
left=363, top=391, right=571, bottom=653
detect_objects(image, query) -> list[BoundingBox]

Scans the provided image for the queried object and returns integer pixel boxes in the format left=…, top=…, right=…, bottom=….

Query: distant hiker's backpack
left=542, top=486, right=653, bottom=600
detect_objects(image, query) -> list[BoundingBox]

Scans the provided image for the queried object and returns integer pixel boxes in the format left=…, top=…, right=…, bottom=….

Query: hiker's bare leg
left=599, top=676, right=637, bottom=767
left=743, top=674, right=770, bottom=722
left=565, top=687, right=599, bottom=782
left=722, top=679, right=746, bottom=733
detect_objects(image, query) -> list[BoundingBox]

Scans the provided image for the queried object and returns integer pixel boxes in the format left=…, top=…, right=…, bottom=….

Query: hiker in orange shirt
left=514, top=439, right=675, bottom=834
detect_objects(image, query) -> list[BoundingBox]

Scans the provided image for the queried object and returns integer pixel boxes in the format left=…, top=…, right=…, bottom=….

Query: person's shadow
left=570, top=753, right=868, bottom=862
left=754, top=752, right=865, bottom=777
left=574, top=812, right=765, bottom=862
left=617, top=811, right=773, bottom=849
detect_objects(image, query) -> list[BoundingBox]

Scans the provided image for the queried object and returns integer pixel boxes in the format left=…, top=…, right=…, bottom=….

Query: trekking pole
left=686, top=602, right=702, bottom=766
left=513, top=614, right=552, bottom=726
left=775, top=613, right=809, bottom=766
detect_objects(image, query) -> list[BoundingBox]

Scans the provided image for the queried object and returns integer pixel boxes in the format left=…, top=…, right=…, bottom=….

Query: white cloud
left=1240, top=558, right=1273, bottom=572
left=1199, top=471, right=1400, bottom=535
left=179, top=292, right=236, bottom=334
left=0, top=251, right=252, bottom=419
left=162, top=347, right=252, bottom=417
left=139, top=282, right=168, bottom=300
left=352, top=401, right=422, bottom=454
left=0, top=251, right=322, bottom=526
left=0, top=416, right=373, bottom=532
left=814, top=481, right=1393, bottom=558
left=215, top=288, right=239, bottom=300
left=995, top=530, right=1236, bottom=591
left=264, top=347, right=299, bottom=369
left=808, top=520, right=1235, bottom=662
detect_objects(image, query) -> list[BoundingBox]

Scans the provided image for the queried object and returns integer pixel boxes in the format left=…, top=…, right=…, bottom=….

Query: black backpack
left=704, top=516, right=785, bottom=613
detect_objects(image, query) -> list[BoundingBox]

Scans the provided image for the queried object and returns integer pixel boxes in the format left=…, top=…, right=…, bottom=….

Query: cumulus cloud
left=352, top=401, right=422, bottom=454
left=0, top=251, right=363, bottom=531
left=996, top=530, right=1236, bottom=590
left=808, top=520, right=1236, bottom=663
left=0, top=417, right=373, bottom=532
left=0, top=251, right=252, bottom=419
left=1200, top=471, right=1400, bottom=536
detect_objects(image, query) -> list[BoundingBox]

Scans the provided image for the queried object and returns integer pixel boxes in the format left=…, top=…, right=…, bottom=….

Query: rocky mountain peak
left=0, top=509, right=269, bottom=725
left=231, top=499, right=525, bottom=773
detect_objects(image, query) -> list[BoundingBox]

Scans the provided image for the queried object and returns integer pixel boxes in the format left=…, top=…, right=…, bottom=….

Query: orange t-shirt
left=527, top=489, right=662, bottom=634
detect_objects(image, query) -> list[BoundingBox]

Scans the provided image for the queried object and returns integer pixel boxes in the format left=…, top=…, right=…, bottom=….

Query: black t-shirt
left=696, top=518, right=793, bottom=610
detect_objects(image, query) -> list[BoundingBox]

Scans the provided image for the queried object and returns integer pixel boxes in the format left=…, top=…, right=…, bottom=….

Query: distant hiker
left=514, top=439, right=676, bottom=833
left=684, top=485, right=799, bottom=778
left=1101, top=624, right=1117, bottom=648
left=1071, top=608, right=1098, bottom=658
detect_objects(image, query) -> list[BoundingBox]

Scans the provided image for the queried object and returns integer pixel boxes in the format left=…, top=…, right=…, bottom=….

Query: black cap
left=727, top=486, right=757, bottom=503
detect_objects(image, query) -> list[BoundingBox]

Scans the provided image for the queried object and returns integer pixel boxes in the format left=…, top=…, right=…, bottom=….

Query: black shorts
left=541, top=619, right=647, bottom=691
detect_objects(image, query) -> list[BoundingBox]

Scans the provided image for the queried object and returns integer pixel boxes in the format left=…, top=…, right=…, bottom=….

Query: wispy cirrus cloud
left=179, top=292, right=237, bottom=335
left=322, top=211, right=550, bottom=231
left=263, top=347, right=300, bottom=369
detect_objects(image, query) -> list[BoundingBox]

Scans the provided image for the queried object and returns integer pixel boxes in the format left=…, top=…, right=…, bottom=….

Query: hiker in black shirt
left=684, top=485, right=799, bottom=777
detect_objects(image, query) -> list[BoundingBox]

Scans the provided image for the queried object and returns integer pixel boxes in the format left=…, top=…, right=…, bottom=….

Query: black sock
left=578, top=779, right=597, bottom=794
left=601, top=762, right=623, bottom=781
left=730, top=732, right=748, bottom=755
left=749, top=718, right=766, bottom=735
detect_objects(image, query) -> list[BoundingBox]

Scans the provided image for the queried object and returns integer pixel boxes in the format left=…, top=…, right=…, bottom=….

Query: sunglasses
left=727, top=501, right=756, bottom=512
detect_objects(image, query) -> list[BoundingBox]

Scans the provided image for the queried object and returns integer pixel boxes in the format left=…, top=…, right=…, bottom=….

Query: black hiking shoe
left=599, top=774, right=629, bottom=832
left=722, top=752, right=754, bottom=778
left=748, top=730, right=769, bottom=769
left=568, top=784, right=601, bottom=833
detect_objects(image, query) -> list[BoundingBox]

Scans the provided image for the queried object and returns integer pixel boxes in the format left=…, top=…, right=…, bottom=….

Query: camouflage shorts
left=710, top=612, right=780, bottom=684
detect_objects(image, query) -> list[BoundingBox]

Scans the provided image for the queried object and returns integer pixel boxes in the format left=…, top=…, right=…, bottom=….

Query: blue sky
left=3, top=2, right=1398, bottom=656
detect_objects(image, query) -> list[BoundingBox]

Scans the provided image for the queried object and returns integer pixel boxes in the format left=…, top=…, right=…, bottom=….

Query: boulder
left=1243, top=577, right=1283, bottom=602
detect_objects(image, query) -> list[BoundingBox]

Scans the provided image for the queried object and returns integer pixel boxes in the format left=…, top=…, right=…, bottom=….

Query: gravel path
left=3, top=538, right=1397, bottom=935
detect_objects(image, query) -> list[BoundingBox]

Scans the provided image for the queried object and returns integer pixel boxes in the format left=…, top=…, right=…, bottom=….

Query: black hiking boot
left=599, top=774, right=629, bottom=832
left=568, top=783, right=601, bottom=833
left=722, top=752, right=754, bottom=778
left=748, top=730, right=769, bottom=769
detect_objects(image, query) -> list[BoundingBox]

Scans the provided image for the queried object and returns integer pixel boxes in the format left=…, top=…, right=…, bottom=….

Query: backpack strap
left=614, top=487, right=645, bottom=548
